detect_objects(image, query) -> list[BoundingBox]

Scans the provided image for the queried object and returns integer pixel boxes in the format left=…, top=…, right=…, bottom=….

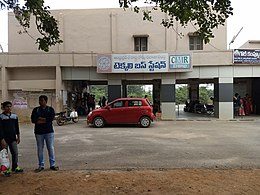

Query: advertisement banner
left=233, top=49, right=260, bottom=64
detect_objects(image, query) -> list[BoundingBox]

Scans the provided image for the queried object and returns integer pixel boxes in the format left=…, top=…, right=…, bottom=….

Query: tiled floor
left=175, top=105, right=260, bottom=121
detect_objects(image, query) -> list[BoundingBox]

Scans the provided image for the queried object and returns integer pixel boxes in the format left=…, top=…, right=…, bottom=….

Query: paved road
left=18, top=119, right=260, bottom=171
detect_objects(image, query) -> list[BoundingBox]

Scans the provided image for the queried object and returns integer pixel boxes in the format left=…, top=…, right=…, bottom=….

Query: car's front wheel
left=93, top=117, right=105, bottom=128
left=140, top=116, right=151, bottom=128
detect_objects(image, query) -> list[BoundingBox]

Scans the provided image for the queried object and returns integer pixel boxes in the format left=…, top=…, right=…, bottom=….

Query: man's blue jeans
left=35, top=133, right=56, bottom=168
left=7, top=141, right=19, bottom=171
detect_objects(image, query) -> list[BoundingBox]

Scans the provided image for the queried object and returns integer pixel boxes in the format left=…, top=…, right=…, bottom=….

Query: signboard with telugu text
left=233, top=49, right=260, bottom=64
left=97, top=53, right=192, bottom=73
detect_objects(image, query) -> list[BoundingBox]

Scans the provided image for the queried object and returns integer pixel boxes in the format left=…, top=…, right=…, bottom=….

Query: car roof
left=108, top=97, right=146, bottom=104
left=114, top=97, right=145, bottom=101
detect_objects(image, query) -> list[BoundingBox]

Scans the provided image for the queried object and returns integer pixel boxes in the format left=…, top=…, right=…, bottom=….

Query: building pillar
left=189, top=83, right=199, bottom=101
left=1, top=66, right=8, bottom=100
left=215, top=78, right=233, bottom=120
left=110, top=12, right=117, bottom=53
left=160, top=78, right=176, bottom=120
left=55, top=66, right=63, bottom=112
left=252, top=78, right=260, bottom=114
left=108, top=79, right=122, bottom=102
left=121, top=80, right=127, bottom=98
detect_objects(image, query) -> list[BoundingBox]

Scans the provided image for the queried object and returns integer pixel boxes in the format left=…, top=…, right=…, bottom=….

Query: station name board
left=97, top=53, right=192, bottom=73
left=233, top=49, right=260, bottom=64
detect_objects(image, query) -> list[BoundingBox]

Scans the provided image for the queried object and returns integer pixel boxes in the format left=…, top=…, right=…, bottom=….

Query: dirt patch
left=1, top=169, right=260, bottom=195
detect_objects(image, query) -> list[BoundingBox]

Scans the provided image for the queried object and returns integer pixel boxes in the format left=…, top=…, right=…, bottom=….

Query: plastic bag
left=70, top=111, right=78, bottom=118
left=0, top=148, right=10, bottom=171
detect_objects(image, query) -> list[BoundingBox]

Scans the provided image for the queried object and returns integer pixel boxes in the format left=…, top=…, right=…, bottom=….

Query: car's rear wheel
left=93, top=117, right=105, bottom=128
left=140, top=116, right=151, bottom=128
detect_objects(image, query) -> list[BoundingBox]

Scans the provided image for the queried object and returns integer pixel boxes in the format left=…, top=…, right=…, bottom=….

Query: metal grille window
left=189, top=36, right=203, bottom=50
left=134, top=36, right=148, bottom=51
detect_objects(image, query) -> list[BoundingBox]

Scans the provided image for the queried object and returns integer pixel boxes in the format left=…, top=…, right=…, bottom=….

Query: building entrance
left=176, top=79, right=216, bottom=120
left=64, top=80, right=108, bottom=115
left=122, top=79, right=161, bottom=114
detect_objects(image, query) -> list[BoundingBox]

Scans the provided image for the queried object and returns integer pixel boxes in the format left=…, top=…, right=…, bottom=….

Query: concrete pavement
left=18, top=119, right=260, bottom=171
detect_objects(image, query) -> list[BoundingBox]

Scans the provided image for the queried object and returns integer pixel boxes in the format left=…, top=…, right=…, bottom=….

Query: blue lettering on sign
left=171, top=56, right=189, bottom=64
left=148, top=61, right=155, bottom=71
left=114, top=60, right=167, bottom=72
left=114, top=62, right=124, bottom=69
left=114, top=62, right=134, bottom=71
left=148, top=60, right=167, bottom=71
left=160, top=61, right=166, bottom=68
left=135, top=63, right=141, bottom=69
left=126, top=63, right=133, bottom=71
left=140, top=61, right=146, bottom=68
left=134, top=61, right=146, bottom=69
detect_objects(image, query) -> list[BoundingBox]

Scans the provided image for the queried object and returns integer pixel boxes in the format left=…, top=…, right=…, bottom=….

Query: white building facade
left=0, top=8, right=259, bottom=120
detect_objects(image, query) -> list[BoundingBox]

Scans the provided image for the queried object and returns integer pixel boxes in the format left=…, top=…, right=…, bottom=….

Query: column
left=1, top=66, right=8, bottom=100
left=252, top=78, right=260, bottom=114
left=121, top=80, right=127, bottom=98
left=215, top=78, right=233, bottom=120
left=55, top=66, right=63, bottom=112
left=108, top=79, right=122, bottom=102
left=110, top=12, right=117, bottom=53
left=160, top=78, right=176, bottom=120
left=189, top=83, right=199, bottom=101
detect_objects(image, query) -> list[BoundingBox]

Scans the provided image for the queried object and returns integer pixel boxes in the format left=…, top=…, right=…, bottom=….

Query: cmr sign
left=169, top=54, right=192, bottom=71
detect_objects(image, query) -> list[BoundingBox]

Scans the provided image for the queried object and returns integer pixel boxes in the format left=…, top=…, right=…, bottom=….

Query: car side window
left=112, top=101, right=124, bottom=108
left=128, top=100, right=142, bottom=107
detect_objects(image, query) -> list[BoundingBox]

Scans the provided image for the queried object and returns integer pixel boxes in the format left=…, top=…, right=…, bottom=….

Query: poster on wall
left=12, top=92, right=28, bottom=109
left=233, top=49, right=260, bottom=64
left=13, top=99, right=28, bottom=109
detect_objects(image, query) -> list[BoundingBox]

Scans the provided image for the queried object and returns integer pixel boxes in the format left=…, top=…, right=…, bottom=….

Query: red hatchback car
left=87, top=98, right=155, bottom=128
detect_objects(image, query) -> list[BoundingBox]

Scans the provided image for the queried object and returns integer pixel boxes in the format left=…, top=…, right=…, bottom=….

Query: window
left=189, top=36, right=203, bottom=50
left=128, top=100, right=142, bottom=107
left=134, top=36, right=148, bottom=51
left=112, top=101, right=124, bottom=108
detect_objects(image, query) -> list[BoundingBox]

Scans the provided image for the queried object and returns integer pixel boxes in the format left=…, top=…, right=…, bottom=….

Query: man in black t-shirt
left=31, top=95, right=59, bottom=172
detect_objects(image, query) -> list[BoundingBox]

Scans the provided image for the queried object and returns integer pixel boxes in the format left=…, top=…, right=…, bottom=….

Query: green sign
left=169, top=55, right=192, bottom=70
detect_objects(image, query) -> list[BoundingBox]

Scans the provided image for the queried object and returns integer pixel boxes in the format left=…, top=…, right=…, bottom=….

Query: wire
left=171, top=25, right=183, bottom=39
left=0, top=44, right=3, bottom=52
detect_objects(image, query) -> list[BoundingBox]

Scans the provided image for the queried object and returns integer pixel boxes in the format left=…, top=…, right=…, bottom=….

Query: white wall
left=8, top=8, right=227, bottom=53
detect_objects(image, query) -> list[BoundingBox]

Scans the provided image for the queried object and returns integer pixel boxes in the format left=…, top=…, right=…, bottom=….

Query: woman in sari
left=239, top=96, right=245, bottom=116
left=244, top=94, right=252, bottom=115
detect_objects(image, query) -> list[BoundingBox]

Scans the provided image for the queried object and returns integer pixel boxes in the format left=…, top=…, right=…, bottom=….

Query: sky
left=0, top=0, right=260, bottom=52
